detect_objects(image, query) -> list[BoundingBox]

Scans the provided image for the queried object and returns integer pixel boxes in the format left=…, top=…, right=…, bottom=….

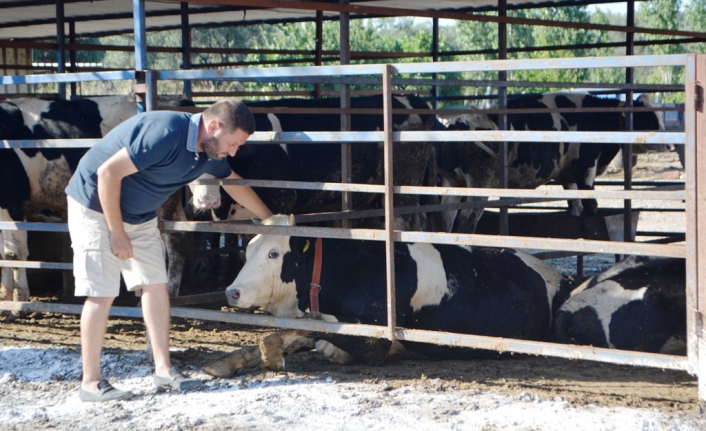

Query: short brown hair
left=203, top=98, right=256, bottom=134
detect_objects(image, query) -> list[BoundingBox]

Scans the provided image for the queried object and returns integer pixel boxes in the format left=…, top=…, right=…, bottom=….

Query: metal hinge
left=697, top=310, right=705, bottom=338
left=696, top=82, right=704, bottom=112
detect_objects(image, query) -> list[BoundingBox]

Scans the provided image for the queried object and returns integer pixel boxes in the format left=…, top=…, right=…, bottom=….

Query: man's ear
left=206, top=118, right=220, bottom=135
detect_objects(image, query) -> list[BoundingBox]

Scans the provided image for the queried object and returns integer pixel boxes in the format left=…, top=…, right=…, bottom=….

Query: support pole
left=133, top=0, right=148, bottom=113
left=432, top=17, right=439, bottom=110
left=623, top=0, right=636, bottom=251
left=69, top=20, right=76, bottom=98
left=314, top=10, right=323, bottom=98
left=497, top=0, right=509, bottom=235
left=383, top=64, right=397, bottom=342
left=685, top=54, right=706, bottom=400
left=180, top=2, right=192, bottom=99
left=55, top=0, right=66, bottom=99
left=340, top=1, right=352, bottom=228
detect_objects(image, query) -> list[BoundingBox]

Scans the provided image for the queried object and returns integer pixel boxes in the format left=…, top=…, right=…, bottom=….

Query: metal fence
left=1, top=54, right=703, bottom=399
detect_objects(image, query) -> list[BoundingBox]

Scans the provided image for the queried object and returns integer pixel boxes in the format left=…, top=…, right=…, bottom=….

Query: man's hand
left=110, top=230, right=133, bottom=260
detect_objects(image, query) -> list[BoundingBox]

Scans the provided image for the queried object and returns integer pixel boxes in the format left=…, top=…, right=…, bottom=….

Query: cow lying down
left=553, top=255, right=686, bottom=355
left=202, top=214, right=571, bottom=376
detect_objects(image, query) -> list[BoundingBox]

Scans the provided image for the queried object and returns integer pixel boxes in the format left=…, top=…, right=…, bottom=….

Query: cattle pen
left=1, top=0, right=706, bottom=407
left=2, top=52, right=704, bottom=399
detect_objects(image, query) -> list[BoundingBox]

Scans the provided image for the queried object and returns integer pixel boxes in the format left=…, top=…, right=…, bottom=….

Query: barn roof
left=0, top=0, right=632, bottom=41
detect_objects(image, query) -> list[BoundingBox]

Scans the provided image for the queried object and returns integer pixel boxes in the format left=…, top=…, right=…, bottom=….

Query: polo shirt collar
left=187, top=113, right=202, bottom=155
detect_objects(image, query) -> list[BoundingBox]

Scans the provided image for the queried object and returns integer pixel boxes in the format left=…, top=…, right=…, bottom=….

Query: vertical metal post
left=432, top=17, right=439, bottom=110
left=145, top=70, right=157, bottom=112
left=55, top=0, right=66, bottom=99
left=69, top=19, right=76, bottom=98
left=382, top=64, right=397, bottom=342
left=497, top=0, right=509, bottom=235
left=623, top=0, right=635, bottom=249
left=340, top=1, right=352, bottom=228
left=314, top=10, right=323, bottom=99
left=180, top=2, right=192, bottom=99
left=685, top=54, right=706, bottom=400
left=133, top=0, right=148, bottom=113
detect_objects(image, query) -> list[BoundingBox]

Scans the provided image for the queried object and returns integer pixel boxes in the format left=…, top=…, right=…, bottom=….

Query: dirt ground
left=1, top=150, right=704, bottom=428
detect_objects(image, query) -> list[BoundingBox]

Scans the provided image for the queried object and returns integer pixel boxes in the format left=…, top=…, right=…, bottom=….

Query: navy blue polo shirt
left=66, top=110, right=232, bottom=224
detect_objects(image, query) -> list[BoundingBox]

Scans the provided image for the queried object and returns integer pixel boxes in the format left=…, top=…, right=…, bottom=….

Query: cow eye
left=268, top=249, right=279, bottom=259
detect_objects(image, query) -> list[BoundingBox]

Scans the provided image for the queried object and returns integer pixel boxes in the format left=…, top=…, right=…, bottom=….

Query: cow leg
left=156, top=190, right=188, bottom=298
left=1, top=227, right=28, bottom=320
left=259, top=330, right=313, bottom=370
left=201, top=345, right=262, bottom=378
left=563, top=183, right=584, bottom=216
left=455, top=196, right=488, bottom=234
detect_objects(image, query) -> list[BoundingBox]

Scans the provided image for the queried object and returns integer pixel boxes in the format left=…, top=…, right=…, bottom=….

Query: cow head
left=225, top=214, right=305, bottom=318
left=632, top=94, right=673, bottom=154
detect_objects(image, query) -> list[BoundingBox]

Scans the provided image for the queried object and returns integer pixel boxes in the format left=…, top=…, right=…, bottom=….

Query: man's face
left=201, top=125, right=250, bottom=160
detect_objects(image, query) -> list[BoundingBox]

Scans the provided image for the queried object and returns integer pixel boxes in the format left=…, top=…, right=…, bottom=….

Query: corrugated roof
left=0, top=0, right=629, bottom=41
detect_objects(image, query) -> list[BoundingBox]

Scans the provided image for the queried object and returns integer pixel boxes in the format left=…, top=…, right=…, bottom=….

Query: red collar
left=309, top=237, right=323, bottom=313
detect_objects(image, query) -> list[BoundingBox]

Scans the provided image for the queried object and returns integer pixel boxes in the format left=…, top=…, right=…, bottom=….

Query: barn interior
left=1, top=0, right=705, bottom=399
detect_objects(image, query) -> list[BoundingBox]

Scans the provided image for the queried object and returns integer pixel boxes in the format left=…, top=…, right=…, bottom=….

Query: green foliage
left=42, top=3, right=705, bottom=103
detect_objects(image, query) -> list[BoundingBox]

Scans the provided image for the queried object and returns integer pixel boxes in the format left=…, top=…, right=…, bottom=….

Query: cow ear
left=289, top=236, right=311, bottom=256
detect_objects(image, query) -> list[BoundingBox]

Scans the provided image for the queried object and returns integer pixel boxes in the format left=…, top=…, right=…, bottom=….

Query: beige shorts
left=67, top=196, right=168, bottom=297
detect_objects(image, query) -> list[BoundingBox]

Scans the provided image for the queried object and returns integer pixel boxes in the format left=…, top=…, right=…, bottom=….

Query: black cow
left=0, top=94, right=193, bottom=311
left=190, top=94, right=436, bottom=231
left=436, top=92, right=671, bottom=233
left=553, top=255, right=686, bottom=354
left=206, top=214, right=570, bottom=373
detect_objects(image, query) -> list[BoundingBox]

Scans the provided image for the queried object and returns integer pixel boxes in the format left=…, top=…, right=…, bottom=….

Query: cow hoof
left=202, top=345, right=262, bottom=378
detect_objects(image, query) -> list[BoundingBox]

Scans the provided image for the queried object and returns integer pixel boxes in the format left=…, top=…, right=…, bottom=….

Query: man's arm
left=221, top=171, right=274, bottom=221
left=97, top=147, right=138, bottom=260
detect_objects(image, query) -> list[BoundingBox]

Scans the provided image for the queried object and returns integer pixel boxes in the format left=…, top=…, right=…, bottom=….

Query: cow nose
left=197, top=195, right=220, bottom=209
left=230, top=290, right=240, bottom=300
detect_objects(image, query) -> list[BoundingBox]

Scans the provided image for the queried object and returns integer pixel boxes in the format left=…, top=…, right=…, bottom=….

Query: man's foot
left=154, top=366, right=202, bottom=391
left=79, top=379, right=134, bottom=402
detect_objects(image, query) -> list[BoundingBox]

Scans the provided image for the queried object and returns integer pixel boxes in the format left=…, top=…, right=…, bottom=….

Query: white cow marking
left=267, top=113, right=287, bottom=155
left=407, top=243, right=449, bottom=312
left=13, top=98, right=52, bottom=131
left=512, top=249, right=565, bottom=324
left=559, top=280, right=647, bottom=348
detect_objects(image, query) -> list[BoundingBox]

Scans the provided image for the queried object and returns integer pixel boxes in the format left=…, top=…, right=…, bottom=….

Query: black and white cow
left=553, top=255, right=686, bottom=354
left=0, top=94, right=193, bottom=309
left=190, top=95, right=436, bottom=230
left=436, top=92, right=672, bottom=233
left=215, top=214, right=570, bottom=370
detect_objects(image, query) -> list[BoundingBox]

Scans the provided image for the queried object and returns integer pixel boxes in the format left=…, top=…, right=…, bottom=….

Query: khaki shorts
left=67, top=196, right=168, bottom=297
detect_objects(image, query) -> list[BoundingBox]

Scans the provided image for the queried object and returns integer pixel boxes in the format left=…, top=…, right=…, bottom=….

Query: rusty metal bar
left=382, top=64, right=397, bottom=342
left=163, top=0, right=705, bottom=40
left=194, top=177, right=685, bottom=200
left=340, top=1, right=352, bottom=229
left=687, top=54, right=706, bottom=399
left=0, top=300, right=689, bottom=372
left=162, top=221, right=685, bottom=258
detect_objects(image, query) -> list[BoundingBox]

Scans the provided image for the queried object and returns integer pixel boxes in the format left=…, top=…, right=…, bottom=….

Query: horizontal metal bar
left=1, top=139, right=98, bottom=149
left=155, top=55, right=686, bottom=82
left=245, top=131, right=685, bottom=145
left=397, top=328, right=689, bottom=371
left=200, top=178, right=685, bottom=200
left=0, top=301, right=687, bottom=372
left=0, top=222, right=68, bottom=232
left=1, top=131, right=684, bottom=149
left=0, top=70, right=135, bottom=85
left=0, top=260, right=71, bottom=270
left=163, top=221, right=685, bottom=258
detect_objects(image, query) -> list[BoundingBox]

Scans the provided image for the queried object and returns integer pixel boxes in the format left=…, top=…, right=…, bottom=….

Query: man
left=65, top=98, right=272, bottom=402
